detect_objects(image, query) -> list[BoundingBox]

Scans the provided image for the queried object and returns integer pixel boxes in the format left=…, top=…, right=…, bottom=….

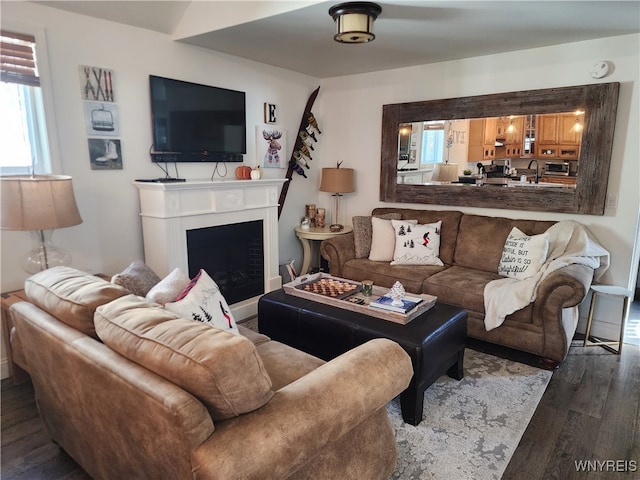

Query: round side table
left=294, top=225, right=353, bottom=275
left=583, top=285, right=632, bottom=355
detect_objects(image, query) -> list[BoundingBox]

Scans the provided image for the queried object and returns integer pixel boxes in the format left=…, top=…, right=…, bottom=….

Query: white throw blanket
left=483, top=221, right=610, bottom=331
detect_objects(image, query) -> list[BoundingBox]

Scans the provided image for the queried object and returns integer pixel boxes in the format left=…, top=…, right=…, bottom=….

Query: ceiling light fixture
left=328, top=2, right=382, bottom=44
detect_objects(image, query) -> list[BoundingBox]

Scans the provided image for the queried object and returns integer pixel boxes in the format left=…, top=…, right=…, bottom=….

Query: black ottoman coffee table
left=258, top=289, right=467, bottom=426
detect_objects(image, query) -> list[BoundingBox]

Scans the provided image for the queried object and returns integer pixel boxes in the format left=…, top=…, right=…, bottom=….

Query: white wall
left=318, top=34, right=640, bottom=340
left=0, top=2, right=322, bottom=377
left=1, top=1, right=322, bottom=288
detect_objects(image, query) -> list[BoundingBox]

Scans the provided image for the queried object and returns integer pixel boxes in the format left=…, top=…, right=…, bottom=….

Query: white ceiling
left=36, top=1, right=640, bottom=78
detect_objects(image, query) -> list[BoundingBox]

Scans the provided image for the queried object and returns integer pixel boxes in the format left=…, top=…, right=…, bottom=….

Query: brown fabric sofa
left=321, top=208, right=597, bottom=366
left=9, top=267, right=412, bottom=480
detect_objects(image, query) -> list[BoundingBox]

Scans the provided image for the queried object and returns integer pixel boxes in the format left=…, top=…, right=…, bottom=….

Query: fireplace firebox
left=187, top=220, right=264, bottom=305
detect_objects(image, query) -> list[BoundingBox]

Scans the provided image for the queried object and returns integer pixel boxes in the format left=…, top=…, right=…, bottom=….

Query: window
left=421, top=121, right=445, bottom=165
left=0, top=30, right=51, bottom=175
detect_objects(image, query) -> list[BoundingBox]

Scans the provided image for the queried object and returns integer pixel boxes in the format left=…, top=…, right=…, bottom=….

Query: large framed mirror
left=380, top=83, right=620, bottom=215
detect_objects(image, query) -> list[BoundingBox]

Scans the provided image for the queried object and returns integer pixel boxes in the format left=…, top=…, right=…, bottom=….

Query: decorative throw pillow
left=145, top=268, right=190, bottom=305
left=111, top=260, right=161, bottom=297
left=279, top=258, right=297, bottom=284
left=498, top=227, right=550, bottom=280
left=353, top=213, right=401, bottom=258
left=390, top=220, right=444, bottom=266
left=369, top=217, right=418, bottom=262
left=165, top=269, right=239, bottom=334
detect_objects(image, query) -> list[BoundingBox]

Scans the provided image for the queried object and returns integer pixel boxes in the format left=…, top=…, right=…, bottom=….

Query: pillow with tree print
left=390, top=220, right=444, bottom=266
left=165, top=269, right=239, bottom=335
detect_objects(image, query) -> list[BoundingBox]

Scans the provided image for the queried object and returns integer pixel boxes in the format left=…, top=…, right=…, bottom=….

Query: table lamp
left=433, top=163, right=459, bottom=183
left=1, top=174, right=83, bottom=273
left=319, top=164, right=355, bottom=232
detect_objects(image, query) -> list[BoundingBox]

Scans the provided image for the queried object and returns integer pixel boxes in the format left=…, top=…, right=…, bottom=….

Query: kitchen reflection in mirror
left=396, top=111, right=584, bottom=188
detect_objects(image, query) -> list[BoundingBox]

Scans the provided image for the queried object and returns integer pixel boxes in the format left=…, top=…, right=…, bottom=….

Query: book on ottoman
left=369, top=295, right=423, bottom=314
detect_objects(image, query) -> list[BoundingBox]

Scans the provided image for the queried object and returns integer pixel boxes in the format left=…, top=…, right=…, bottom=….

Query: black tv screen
left=149, top=75, right=246, bottom=162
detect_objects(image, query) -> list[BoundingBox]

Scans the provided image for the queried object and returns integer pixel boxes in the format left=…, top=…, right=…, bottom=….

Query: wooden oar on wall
left=277, top=86, right=320, bottom=219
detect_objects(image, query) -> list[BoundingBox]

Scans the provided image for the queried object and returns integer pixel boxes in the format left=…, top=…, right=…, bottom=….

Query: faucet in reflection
left=527, top=159, right=540, bottom=183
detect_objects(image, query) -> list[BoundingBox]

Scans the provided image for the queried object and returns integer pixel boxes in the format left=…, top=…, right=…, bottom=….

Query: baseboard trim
left=1, top=358, right=9, bottom=380
left=576, top=317, right=622, bottom=342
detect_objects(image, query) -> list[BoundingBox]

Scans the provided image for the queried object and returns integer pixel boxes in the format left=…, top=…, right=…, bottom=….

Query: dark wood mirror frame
left=380, top=83, right=620, bottom=215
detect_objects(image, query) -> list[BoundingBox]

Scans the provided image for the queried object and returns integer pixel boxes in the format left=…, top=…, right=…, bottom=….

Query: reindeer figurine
left=262, top=130, right=283, bottom=166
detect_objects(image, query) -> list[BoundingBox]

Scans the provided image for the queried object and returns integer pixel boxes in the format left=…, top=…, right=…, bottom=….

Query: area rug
left=388, top=349, right=552, bottom=480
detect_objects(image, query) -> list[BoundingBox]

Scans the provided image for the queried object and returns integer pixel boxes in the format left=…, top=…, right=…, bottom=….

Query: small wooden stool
left=583, top=285, right=632, bottom=354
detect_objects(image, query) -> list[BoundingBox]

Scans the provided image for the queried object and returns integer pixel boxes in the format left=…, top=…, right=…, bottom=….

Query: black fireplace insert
left=186, top=220, right=264, bottom=305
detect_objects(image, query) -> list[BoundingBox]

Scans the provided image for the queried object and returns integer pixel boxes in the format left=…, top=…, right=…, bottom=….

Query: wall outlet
left=606, top=193, right=619, bottom=209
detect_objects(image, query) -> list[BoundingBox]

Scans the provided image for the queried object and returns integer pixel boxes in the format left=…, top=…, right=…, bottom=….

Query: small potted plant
left=459, top=169, right=475, bottom=184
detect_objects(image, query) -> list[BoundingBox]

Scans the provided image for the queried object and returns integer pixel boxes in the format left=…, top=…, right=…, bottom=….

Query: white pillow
left=498, top=227, right=549, bottom=280
left=165, top=269, right=239, bottom=334
left=369, top=217, right=417, bottom=262
left=145, top=268, right=190, bottom=305
left=390, top=220, right=444, bottom=266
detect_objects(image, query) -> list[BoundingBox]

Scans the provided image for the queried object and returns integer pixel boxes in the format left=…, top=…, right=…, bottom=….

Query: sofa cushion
left=24, top=266, right=129, bottom=338
left=237, top=324, right=271, bottom=347
left=94, top=295, right=274, bottom=421
left=165, top=269, right=239, bottom=335
left=422, top=266, right=498, bottom=314
left=352, top=213, right=401, bottom=259
left=255, top=340, right=325, bottom=391
left=111, top=260, right=161, bottom=297
left=422, top=266, right=534, bottom=324
left=453, top=214, right=556, bottom=273
left=342, top=258, right=445, bottom=294
left=498, top=227, right=549, bottom=280
left=390, top=220, right=444, bottom=266
left=372, top=208, right=463, bottom=265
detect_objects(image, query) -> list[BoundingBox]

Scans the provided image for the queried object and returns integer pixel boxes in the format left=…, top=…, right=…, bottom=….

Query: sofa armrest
left=192, top=338, right=412, bottom=480
left=320, top=233, right=356, bottom=277
left=534, top=263, right=594, bottom=361
left=535, top=263, right=594, bottom=309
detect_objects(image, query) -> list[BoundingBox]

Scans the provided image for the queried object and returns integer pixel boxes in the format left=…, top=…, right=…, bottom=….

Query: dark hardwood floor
left=1, top=377, right=90, bottom=479
left=2, top=329, right=639, bottom=479
left=502, top=339, right=639, bottom=480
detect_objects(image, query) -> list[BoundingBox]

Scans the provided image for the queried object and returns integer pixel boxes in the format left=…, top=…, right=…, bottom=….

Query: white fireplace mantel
left=134, top=178, right=287, bottom=320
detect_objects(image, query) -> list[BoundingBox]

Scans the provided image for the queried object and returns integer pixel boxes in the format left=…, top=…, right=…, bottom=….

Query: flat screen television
left=149, top=75, right=246, bottom=162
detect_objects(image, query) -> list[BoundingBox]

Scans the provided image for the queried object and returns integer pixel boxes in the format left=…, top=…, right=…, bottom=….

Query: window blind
left=1, top=30, right=40, bottom=87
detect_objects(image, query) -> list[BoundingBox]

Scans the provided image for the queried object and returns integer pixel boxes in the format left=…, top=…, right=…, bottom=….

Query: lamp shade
left=1, top=175, right=82, bottom=231
left=319, top=168, right=355, bottom=194
left=432, top=163, right=459, bottom=183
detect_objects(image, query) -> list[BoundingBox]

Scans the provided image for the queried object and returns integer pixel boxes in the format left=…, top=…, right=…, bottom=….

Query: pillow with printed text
left=497, top=227, right=549, bottom=280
